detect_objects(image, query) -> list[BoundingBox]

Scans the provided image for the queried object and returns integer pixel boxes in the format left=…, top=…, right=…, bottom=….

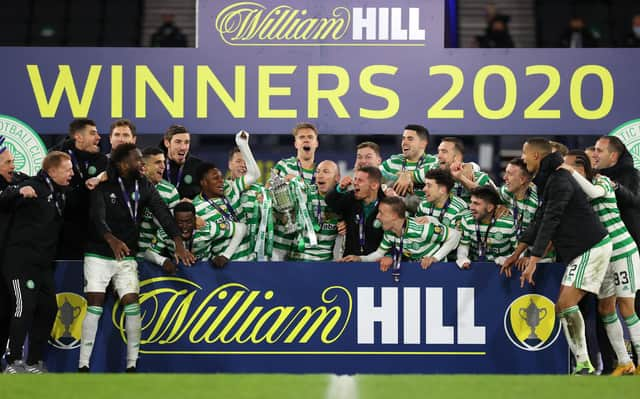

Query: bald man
left=289, top=160, right=343, bottom=261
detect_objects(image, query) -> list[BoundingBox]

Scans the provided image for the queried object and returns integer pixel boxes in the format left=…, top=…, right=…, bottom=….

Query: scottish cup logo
left=0, top=114, right=47, bottom=176
left=503, top=294, right=561, bottom=351
left=49, top=292, right=87, bottom=350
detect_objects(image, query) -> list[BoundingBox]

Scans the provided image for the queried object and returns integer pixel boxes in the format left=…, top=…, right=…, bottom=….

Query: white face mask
left=634, top=26, right=640, bottom=38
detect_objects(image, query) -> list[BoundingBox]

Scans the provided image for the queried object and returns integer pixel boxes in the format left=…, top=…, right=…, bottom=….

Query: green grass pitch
left=1, top=374, right=637, bottom=399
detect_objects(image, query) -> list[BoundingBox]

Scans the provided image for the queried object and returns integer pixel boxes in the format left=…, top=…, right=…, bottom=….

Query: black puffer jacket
left=0, top=172, right=29, bottom=261
left=521, top=152, right=607, bottom=263
left=598, top=150, right=640, bottom=248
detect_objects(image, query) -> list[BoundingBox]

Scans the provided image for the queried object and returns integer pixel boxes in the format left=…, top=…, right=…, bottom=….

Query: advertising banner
left=0, top=1, right=637, bottom=135
left=47, top=261, right=569, bottom=374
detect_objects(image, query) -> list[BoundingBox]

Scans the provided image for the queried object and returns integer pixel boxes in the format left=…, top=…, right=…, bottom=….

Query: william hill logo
left=111, top=279, right=485, bottom=352
left=215, top=2, right=426, bottom=46
left=503, top=294, right=561, bottom=352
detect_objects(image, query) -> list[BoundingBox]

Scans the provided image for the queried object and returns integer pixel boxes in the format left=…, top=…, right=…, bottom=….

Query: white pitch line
left=326, top=374, right=359, bottom=399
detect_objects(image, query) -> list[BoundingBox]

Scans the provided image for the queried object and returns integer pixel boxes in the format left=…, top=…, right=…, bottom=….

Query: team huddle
left=0, top=119, right=639, bottom=376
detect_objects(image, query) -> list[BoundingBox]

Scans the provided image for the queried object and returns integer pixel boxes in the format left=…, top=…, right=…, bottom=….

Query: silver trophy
left=268, top=170, right=298, bottom=234
left=519, top=298, right=547, bottom=341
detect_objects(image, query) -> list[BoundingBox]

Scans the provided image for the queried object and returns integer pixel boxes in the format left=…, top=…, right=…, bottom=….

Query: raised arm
left=569, top=170, right=606, bottom=199
left=236, top=130, right=260, bottom=187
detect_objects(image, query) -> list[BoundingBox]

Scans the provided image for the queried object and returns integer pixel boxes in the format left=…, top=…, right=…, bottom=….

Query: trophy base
left=523, top=337, right=542, bottom=347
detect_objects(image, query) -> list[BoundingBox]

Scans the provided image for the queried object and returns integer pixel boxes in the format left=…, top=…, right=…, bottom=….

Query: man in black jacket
left=161, top=124, right=203, bottom=199
left=326, top=166, right=385, bottom=257
left=78, top=143, right=194, bottom=373
left=0, top=142, right=29, bottom=368
left=593, top=136, right=640, bottom=250
left=50, top=118, right=108, bottom=259
left=1, top=151, right=74, bottom=373
left=501, top=138, right=611, bottom=375
left=593, top=135, right=640, bottom=367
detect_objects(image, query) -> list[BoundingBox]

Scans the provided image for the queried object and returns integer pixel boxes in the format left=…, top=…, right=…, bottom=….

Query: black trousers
left=0, top=277, right=11, bottom=356
left=2, top=261, right=57, bottom=365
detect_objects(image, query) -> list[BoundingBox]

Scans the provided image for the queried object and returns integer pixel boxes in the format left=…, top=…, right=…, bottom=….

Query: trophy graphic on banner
left=59, top=298, right=82, bottom=338
left=519, top=298, right=547, bottom=345
left=268, top=170, right=298, bottom=234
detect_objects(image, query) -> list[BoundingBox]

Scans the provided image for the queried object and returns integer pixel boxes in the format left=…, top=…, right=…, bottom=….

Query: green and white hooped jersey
left=381, top=153, right=438, bottom=184
left=498, top=184, right=539, bottom=239
left=453, top=171, right=494, bottom=203
left=138, top=179, right=180, bottom=252
left=413, top=167, right=494, bottom=203
left=378, top=217, right=450, bottom=260
left=236, top=183, right=264, bottom=261
left=416, top=194, right=468, bottom=230
left=590, top=175, right=638, bottom=261
left=272, top=156, right=315, bottom=185
left=289, top=186, right=340, bottom=261
left=193, top=176, right=247, bottom=256
left=459, top=212, right=517, bottom=261
left=150, top=220, right=235, bottom=261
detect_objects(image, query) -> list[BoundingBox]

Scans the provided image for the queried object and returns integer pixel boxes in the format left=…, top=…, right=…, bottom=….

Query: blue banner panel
left=1, top=47, right=637, bottom=136
left=0, top=1, right=637, bottom=135
left=47, top=261, right=569, bottom=374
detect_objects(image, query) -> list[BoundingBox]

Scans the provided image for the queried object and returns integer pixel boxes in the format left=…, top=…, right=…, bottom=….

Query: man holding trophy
left=288, top=160, right=342, bottom=261
left=270, top=123, right=319, bottom=260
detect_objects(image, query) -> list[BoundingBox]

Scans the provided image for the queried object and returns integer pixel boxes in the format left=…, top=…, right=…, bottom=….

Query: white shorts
left=598, top=250, right=640, bottom=299
left=562, top=237, right=612, bottom=294
left=84, top=254, right=139, bottom=297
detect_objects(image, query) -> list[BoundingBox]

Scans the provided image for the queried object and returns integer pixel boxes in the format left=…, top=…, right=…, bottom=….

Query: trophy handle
left=73, top=306, right=82, bottom=318
left=518, top=308, right=528, bottom=319
left=539, top=308, right=547, bottom=320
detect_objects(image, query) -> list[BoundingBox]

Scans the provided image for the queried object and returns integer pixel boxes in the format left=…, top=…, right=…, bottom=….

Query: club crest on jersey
left=110, top=193, right=117, bottom=204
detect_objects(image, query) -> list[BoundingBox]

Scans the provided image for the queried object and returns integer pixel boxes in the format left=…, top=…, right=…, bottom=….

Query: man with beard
left=456, top=186, right=516, bottom=269
left=501, top=138, right=612, bottom=375
left=79, top=144, right=194, bottom=372
left=592, top=135, right=640, bottom=371
left=562, top=150, right=640, bottom=375
left=0, top=138, right=29, bottom=367
left=414, top=137, right=495, bottom=204
left=50, top=118, right=108, bottom=259
left=327, top=166, right=386, bottom=258
left=161, top=125, right=203, bottom=199
left=381, top=124, right=437, bottom=197
left=289, top=160, right=342, bottom=261
left=2, top=152, right=74, bottom=373
left=145, top=202, right=246, bottom=272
